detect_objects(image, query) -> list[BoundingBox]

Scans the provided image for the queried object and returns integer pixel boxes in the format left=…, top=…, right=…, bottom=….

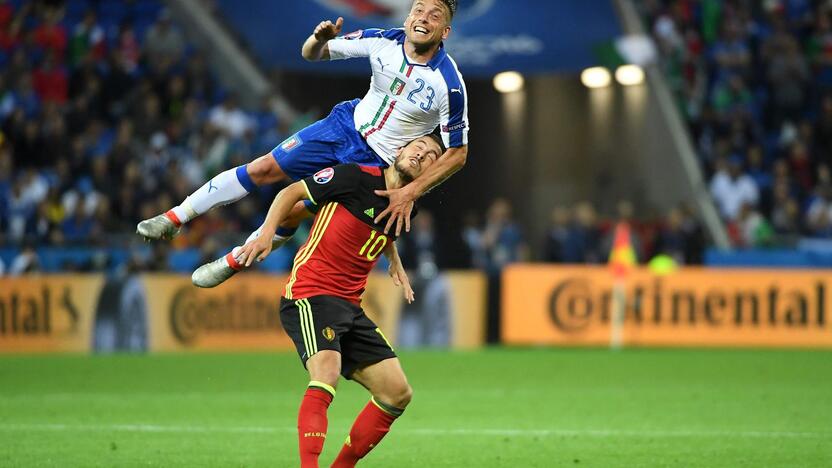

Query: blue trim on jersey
left=400, top=42, right=448, bottom=70
left=358, top=28, right=405, bottom=44
left=358, top=28, right=384, bottom=39
left=235, top=165, right=257, bottom=192
left=437, top=58, right=466, bottom=148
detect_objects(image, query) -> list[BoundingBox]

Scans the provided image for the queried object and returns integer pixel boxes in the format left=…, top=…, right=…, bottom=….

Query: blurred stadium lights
left=615, top=64, right=646, bottom=86
left=580, top=67, right=611, bottom=89
left=493, top=71, right=525, bottom=93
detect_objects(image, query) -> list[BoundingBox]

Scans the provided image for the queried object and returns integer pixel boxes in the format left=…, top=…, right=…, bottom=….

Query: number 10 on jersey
left=359, top=230, right=388, bottom=260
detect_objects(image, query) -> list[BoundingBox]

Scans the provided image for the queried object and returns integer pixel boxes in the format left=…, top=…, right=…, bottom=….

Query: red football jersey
left=284, top=164, right=408, bottom=304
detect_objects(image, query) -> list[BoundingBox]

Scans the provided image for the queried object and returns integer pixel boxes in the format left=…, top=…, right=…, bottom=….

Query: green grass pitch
left=1, top=348, right=831, bottom=467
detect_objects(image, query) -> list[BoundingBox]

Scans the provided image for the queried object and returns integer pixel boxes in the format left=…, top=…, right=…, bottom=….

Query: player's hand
left=314, top=17, right=343, bottom=42
left=388, top=260, right=415, bottom=304
left=374, top=185, right=417, bottom=236
left=237, top=235, right=274, bottom=267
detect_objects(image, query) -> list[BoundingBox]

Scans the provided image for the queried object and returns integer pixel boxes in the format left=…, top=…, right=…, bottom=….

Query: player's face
left=404, top=0, right=451, bottom=48
left=394, top=136, right=441, bottom=181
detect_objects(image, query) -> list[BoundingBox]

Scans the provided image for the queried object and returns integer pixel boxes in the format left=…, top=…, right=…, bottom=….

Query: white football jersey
left=327, top=28, right=469, bottom=165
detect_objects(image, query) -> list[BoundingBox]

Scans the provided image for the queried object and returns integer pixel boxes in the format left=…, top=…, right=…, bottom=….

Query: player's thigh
left=246, top=153, right=286, bottom=185
left=279, top=296, right=352, bottom=371
left=269, top=120, right=342, bottom=181
left=351, top=357, right=412, bottom=408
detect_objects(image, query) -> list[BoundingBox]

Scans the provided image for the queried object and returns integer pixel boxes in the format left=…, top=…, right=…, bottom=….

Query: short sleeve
left=301, top=164, right=361, bottom=205
left=327, top=28, right=388, bottom=60
left=437, top=60, right=469, bottom=148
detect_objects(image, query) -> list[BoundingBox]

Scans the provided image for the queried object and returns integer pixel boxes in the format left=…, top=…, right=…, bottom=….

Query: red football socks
left=330, top=397, right=403, bottom=468
left=164, top=210, right=182, bottom=227
left=298, top=383, right=335, bottom=468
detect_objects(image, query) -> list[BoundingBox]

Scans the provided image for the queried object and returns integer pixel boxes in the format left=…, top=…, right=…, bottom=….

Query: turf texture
left=1, top=348, right=830, bottom=467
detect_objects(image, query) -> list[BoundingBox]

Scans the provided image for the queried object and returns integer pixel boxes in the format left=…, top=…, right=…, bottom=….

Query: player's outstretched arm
left=383, top=242, right=414, bottom=304
left=237, top=182, right=310, bottom=266
left=375, top=144, right=468, bottom=235
left=301, top=16, right=343, bottom=61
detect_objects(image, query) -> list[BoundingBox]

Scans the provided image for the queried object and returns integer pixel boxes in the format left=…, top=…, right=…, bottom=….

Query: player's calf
left=298, top=351, right=341, bottom=468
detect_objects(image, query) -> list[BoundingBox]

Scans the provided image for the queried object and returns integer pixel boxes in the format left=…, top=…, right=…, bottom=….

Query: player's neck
left=403, top=40, right=440, bottom=64
left=383, top=167, right=409, bottom=190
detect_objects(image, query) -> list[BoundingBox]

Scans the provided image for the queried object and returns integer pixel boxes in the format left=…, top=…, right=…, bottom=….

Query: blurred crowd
left=0, top=0, right=288, bottom=273
left=643, top=0, right=832, bottom=247
left=458, top=198, right=704, bottom=272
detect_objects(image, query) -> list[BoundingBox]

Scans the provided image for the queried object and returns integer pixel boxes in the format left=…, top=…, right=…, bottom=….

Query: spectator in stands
left=654, top=207, right=688, bottom=264
left=806, top=183, right=832, bottom=236
left=461, top=211, right=486, bottom=269
left=144, top=9, right=185, bottom=73
left=564, top=201, right=602, bottom=264
left=32, top=53, right=67, bottom=104
left=8, top=243, right=39, bottom=275
left=710, top=155, right=759, bottom=220
left=543, top=206, right=571, bottom=263
left=69, top=9, right=105, bottom=66
left=398, top=210, right=451, bottom=348
left=737, top=203, right=774, bottom=248
left=208, top=93, right=254, bottom=139
left=770, top=180, right=802, bottom=238
left=766, top=36, right=810, bottom=127
left=32, top=6, right=66, bottom=57
left=711, top=16, right=752, bottom=80
left=481, top=198, right=526, bottom=273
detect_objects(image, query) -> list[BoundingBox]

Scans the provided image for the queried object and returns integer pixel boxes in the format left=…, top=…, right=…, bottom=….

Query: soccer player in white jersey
left=137, top=0, right=468, bottom=287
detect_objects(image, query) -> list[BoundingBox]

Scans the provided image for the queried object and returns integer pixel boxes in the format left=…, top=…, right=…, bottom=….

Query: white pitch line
left=0, top=423, right=829, bottom=440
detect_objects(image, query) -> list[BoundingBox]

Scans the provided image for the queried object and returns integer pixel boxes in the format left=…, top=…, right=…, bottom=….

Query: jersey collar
left=401, top=42, right=448, bottom=70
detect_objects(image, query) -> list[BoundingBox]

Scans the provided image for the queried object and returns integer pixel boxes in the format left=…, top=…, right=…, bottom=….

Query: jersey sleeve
left=437, top=60, right=469, bottom=149
left=327, top=28, right=388, bottom=60
left=301, top=164, right=361, bottom=206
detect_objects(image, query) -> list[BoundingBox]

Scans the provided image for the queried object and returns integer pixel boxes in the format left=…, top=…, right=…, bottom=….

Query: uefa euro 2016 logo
left=314, top=0, right=494, bottom=24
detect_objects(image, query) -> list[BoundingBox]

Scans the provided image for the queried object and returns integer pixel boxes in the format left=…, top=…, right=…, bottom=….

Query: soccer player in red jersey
left=236, top=134, right=443, bottom=467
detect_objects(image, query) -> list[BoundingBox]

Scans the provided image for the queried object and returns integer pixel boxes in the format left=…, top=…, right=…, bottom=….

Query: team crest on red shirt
left=314, top=167, right=335, bottom=184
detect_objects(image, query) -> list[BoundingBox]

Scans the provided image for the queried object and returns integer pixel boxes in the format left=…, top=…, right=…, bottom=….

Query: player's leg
left=299, top=350, right=341, bottom=468
left=136, top=154, right=288, bottom=240
left=137, top=105, right=346, bottom=241
left=280, top=297, right=350, bottom=468
left=331, top=358, right=412, bottom=468
left=191, top=200, right=315, bottom=287
left=330, top=310, right=404, bottom=467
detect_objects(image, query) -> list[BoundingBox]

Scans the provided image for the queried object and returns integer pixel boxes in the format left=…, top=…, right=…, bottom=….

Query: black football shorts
left=279, top=295, right=397, bottom=379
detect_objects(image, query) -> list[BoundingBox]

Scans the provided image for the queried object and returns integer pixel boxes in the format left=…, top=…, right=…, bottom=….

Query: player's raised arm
left=301, top=17, right=343, bottom=61
left=237, top=181, right=310, bottom=265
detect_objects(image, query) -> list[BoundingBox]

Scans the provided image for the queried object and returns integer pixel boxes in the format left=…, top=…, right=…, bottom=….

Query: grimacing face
left=394, top=136, right=442, bottom=180
left=403, top=0, right=451, bottom=49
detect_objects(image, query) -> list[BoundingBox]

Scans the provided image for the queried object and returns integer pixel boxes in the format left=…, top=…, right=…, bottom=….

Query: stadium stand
left=0, top=0, right=294, bottom=274
left=640, top=0, right=832, bottom=249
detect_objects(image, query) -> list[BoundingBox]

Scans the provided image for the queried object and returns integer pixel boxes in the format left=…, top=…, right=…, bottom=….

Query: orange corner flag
left=608, top=222, right=636, bottom=279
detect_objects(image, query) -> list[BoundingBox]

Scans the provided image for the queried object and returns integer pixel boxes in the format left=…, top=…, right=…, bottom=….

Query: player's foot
left=136, top=212, right=181, bottom=241
left=192, top=252, right=243, bottom=288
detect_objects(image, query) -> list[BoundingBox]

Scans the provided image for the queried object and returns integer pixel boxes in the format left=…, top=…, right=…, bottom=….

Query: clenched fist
left=314, top=17, right=344, bottom=42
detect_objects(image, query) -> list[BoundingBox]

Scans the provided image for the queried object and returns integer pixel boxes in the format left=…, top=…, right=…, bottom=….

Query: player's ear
left=441, top=25, right=451, bottom=40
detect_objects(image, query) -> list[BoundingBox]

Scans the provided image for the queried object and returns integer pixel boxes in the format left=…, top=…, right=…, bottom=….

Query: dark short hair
left=441, top=0, right=457, bottom=18
left=413, top=0, right=456, bottom=20
left=424, top=133, right=446, bottom=155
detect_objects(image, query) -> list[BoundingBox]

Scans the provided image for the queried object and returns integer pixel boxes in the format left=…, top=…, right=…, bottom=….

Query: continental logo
left=549, top=278, right=827, bottom=333
left=0, top=285, right=80, bottom=337
left=169, top=286, right=282, bottom=345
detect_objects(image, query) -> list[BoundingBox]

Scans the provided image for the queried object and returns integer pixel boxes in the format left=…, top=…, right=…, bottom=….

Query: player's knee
left=246, top=155, right=285, bottom=185
left=386, top=382, right=413, bottom=409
